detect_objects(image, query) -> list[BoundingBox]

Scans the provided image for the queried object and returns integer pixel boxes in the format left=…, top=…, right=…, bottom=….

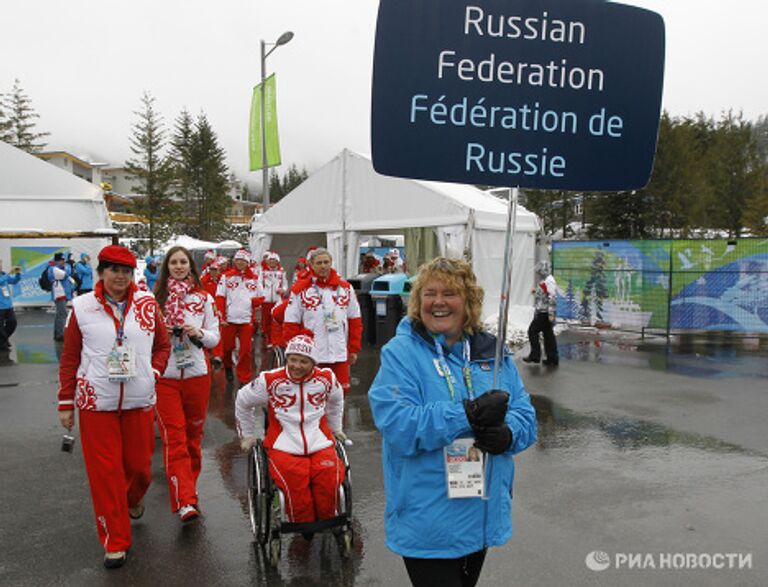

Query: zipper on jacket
left=299, top=381, right=308, bottom=455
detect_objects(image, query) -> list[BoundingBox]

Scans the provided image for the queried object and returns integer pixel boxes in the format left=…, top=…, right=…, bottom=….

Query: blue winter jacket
left=0, top=271, right=21, bottom=310
left=143, top=266, right=158, bottom=292
left=47, top=263, right=74, bottom=301
left=74, top=260, right=94, bottom=291
left=368, top=318, right=537, bottom=559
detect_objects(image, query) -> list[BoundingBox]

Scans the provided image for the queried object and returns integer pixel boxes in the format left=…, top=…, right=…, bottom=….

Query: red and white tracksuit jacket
left=58, top=283, right=170, bottom=411
left=283, top=271, right=362, bottom=364
left=156, top=290, right=220, bottom=512
left=235, top=366, right=344, bottom=522
left=215, top=267, right=264, bottom=382
left=261, top=268, right=288, bottom=304
left=57, top=282, right=170, bottom=553
left=215, top=268, right=263, bottom=324
left=160, top=291, right=220, bottom=379
left=260, top=267, right=287, bottom=346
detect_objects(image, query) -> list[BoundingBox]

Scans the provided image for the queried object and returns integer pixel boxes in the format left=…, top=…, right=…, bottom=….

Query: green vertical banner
left=249, top=73, right=282, bottom=171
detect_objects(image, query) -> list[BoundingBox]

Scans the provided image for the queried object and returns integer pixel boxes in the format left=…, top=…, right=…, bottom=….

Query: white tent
left=250, top=149, right=541, bottom=318
left=0, top=141, right=114, bottom=306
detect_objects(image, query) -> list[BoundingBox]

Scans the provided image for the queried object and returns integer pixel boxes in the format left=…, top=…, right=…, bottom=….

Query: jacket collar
left=409, top=318, right=497, bottom=361
left=313, top=269, right=341, bottom=288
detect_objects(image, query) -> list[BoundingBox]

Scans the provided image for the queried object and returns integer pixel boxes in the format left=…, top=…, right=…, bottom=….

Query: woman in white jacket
left=154, top=246, right=220, bottom=523
left=57, top=244, right=171, bottom=569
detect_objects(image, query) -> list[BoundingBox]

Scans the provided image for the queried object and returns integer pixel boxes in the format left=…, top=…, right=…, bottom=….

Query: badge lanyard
left=313, top=283, right=341, bottom=311
left=105, top=294, right=127, bottom=345
left=433, top=336, right=474, bottom=402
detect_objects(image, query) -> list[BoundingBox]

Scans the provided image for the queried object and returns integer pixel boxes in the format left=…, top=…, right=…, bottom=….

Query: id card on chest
left=173, top=339, right=195, bottom=369
left=444, top=437, right=485, bottom=499
left=107, top=343, right=137, bottom=382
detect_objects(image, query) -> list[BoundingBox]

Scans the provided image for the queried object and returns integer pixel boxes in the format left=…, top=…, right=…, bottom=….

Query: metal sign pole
left=492, top=187, right=519, bottom=388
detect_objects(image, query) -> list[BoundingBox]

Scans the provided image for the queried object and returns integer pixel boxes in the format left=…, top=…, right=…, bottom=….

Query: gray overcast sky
left=1, top=0, right=766, bottom=190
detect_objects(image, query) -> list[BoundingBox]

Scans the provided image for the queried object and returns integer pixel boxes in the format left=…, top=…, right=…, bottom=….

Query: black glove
left=464, top=390, right=509, bottom=428
left=473, top=425, right=513, bottom=455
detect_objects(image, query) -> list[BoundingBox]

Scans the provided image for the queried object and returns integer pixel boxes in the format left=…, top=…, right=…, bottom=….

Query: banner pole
left=493, top=186, right=519, bottom=388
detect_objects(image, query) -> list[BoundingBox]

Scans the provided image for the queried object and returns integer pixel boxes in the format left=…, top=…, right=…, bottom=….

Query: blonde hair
left=407, top=257, right=484, bottom=335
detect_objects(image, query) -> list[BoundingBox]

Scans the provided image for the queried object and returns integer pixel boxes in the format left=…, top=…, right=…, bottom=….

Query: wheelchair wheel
left=247, top=443, right=271, bottom=546
left=247, top=447, right=259, bottom=536
left=269, top=346, right=285, bottom=370
left=266, top=489, right=284, bottom=567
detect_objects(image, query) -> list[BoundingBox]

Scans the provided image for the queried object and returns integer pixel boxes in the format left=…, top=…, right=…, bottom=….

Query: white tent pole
left=341, top=149, right=348, bottom=277
left=492, top=186, right=519, bottom=388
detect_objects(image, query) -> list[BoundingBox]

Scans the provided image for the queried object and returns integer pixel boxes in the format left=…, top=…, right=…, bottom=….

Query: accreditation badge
left=107, top=344, right=136, bottom=382
left=173, top=339, right=195, bottom=369
left=444, top=437, right=485, bottom=499
left=324, top=310, right=340, bottom=332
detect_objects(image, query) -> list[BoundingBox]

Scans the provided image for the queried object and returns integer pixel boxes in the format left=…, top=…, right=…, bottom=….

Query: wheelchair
left=247, top=438, right=354, bottom=567
left=268, top=345, right=286, bottom=370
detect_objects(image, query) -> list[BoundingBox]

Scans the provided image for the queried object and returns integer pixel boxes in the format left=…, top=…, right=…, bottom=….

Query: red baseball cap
left=98, top=245, right=137, bottom=268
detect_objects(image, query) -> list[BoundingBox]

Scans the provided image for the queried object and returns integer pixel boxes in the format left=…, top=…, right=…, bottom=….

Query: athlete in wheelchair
left=236, top=335, right=353, bottom=565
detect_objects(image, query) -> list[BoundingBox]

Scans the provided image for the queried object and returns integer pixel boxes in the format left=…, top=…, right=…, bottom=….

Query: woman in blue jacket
left=144, top=256, right=159, bottom=292
left=74, top=253, right=94, bottom=295
left=368, top=257, right=537, bottom=587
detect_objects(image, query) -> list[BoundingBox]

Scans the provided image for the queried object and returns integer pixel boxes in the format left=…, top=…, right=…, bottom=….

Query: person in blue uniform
left=368, top=257, right=537, bottom=587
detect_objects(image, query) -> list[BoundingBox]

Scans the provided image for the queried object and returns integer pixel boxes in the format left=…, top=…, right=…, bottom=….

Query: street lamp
left=261, top=31, right=294, bottom=210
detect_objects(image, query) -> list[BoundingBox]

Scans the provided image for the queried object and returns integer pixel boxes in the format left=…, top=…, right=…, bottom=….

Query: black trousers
left=403, top=549, right=487, bottom=587
left=0, top=308, right=17, bottom=349
left=527, top=311, right=558, bottom=363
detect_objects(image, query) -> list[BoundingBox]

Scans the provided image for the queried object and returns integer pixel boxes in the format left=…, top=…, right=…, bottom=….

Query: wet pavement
left=1, top=311, right=766, bottom=586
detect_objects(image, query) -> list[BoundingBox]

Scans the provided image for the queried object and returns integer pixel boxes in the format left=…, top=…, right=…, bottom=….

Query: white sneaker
left=178, top=504, right=199, bottom=522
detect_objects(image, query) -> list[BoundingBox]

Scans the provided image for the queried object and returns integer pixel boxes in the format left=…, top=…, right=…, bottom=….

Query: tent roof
left=0, top=142, right=112, bottom=232
left=0, top=141, right=103, bottom=200
left=253, top=150, right=539, bottom=234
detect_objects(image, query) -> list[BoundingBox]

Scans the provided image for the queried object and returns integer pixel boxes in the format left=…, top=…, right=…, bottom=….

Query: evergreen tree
left=586, top=190, right=653, bottom=239
left=168, top=108, right=196, bottom=234
left=188, top=113, right=229, bottom=241
left=579, top=286, right=591, bottom=323
left=1, top=79, right=49, bottom=153
left=266, top=164, right=309, bottom=204
left=582, top=251, right=607, bottom=322
left=706, top=111, right=763, bottom=236
left=0, top=93, right=11, bottom=142
left=565, top=279, right=577, bottom=319
left=753, top=114, right=768, bottom=164
left=640, top=113, right=714, bottom=237
left=126, top=92, right=176, bottom=254
left=743, top=114, right=768, bottom=235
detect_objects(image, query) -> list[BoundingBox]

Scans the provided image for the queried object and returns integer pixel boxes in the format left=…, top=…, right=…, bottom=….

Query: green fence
left=552, top=238, right=768, bottom=334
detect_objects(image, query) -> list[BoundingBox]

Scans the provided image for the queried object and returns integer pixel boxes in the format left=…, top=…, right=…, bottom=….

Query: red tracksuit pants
left=319, top=361, right=350, bottom=394
left=221, top=322, right=254, bottom=383
left=155, top=374, right=211, bottom=512
left=261, top=302, right=275, bottom=346
left=79, top=407, right=155, bottom=553
left=268, top=445, right=343, bottom=523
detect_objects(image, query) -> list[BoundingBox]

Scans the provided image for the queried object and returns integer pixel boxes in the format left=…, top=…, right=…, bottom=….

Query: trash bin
left=370, top=274, right=409, bottom=346
left=348, top=273, right=380, bottom=345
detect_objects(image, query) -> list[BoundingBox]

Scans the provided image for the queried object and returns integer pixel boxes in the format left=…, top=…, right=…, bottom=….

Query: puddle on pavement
left=557, top=331, right=768, bottom=379
left=530, top=392, right=768, bottom=474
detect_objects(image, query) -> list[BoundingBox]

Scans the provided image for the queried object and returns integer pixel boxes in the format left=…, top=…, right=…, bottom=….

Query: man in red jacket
left=283, top=248, right=362, bottom=394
